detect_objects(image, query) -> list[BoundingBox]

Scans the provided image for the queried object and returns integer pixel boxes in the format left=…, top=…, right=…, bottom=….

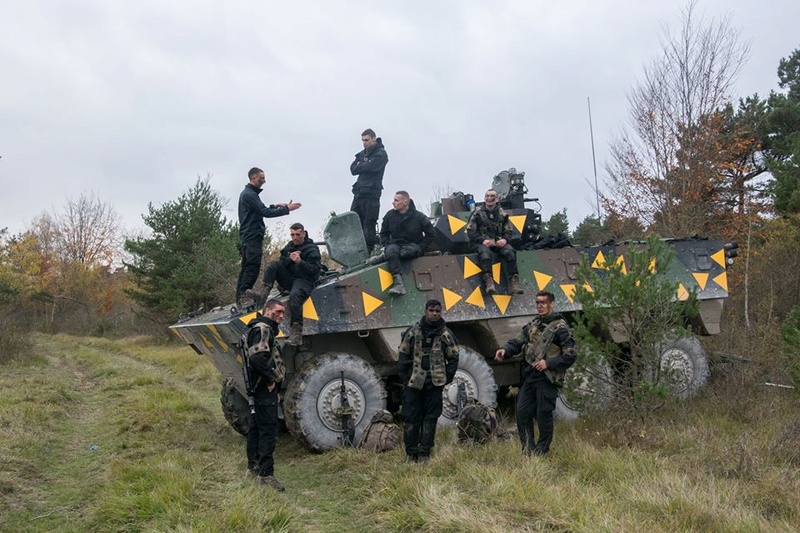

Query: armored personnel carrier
left=170, top=169, right=737, bottom=452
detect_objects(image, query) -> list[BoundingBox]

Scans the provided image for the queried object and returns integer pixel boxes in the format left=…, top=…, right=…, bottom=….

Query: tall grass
left=1, top=334, right=798, bottom=532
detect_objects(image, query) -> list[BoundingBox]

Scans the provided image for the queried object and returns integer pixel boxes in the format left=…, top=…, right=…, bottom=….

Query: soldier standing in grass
left=466, top=189, right=524, bottom=295
left=397, top=299, right=459, bottom=462
left=494, top=290, right=576, bottom=456
left=245, top=299, right=287, bottom=491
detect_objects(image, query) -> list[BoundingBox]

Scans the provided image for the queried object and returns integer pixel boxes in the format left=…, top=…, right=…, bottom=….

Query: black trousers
left=516, top=376, right=558, bottom=453
left=384, top=243, right=422, bottom=275
left=402, top=385, right=444, bottom=457
left=350, top=196, right=380, bottom=250
left=476, top=243, right=518, bottom=276
left=246, top=387, right=279, bottom=476
left=262, top=262, right=314, bottom=326
left=236, top=238, right=263, bottom=302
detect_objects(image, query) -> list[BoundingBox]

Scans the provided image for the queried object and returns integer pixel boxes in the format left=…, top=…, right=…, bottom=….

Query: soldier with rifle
left=397, top=299, right=459, bottom=462
left=243, top=299, right=287, bottom=491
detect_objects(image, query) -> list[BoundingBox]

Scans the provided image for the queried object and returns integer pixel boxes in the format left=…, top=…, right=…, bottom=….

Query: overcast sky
left=1, top=0, right=798, bottom=243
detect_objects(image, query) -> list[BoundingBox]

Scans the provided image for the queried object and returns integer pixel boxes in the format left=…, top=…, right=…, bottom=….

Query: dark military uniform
left=499, top=311, right=576, bottom=454
left=397, top=317, right=459, bottom=460
left=245, top=316, right=286, bottom=477
left=262, top=237, right=322, bottom=328
left=465, top=204, right=519, bottom=277
left=350, top=138, right=389, bottom=250
left=378, top=202, right=435, bottom=276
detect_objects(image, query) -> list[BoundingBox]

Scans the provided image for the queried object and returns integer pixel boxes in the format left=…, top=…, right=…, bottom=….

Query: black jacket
left=350, top=138, right=388, bottom=198
left=379, top=204, right=435, bottom=251
left=277, top=237, right=322, bottom=283
left=238, top=183, right=290, bottom=243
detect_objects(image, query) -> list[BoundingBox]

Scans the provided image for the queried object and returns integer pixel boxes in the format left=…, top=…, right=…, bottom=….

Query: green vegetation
left=1, top=334, right=797, bottom=532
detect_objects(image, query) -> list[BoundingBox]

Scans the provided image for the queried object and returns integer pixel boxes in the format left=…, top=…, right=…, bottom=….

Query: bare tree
left=603, top=1, right=751, bottom=237
left=53, top=192, right=121, bottom=266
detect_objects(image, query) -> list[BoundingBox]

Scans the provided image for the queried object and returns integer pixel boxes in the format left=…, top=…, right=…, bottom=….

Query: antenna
left=587, top=97, right=600, bottom=219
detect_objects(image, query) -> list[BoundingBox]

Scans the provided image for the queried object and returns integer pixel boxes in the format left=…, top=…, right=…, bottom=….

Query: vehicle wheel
left=283, top=353, right=386, bottom=452
left=657, top=334, right=709, bottom=398
left=555, top=357, right=615, bottom=421
left=440, top=346, right=498, bottom=426
left=220, top=377, right=251, bottom=436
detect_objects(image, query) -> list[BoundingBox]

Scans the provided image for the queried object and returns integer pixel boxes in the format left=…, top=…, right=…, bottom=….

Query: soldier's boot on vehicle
left=244, top=284, right=272, bottom=306
left=388, top=275, right=406, bottom=295
left=365, top=252, right=386, bottom=266
left=508, top=274, right=524, bottom=295
left=483, top=273, right=496, bottom=295
left=258, top=475, right=285, bottom=491
left=288, top=323, right=303, bottom=346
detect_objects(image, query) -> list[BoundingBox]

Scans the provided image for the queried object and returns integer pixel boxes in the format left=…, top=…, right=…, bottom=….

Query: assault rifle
left=456, top=380, right=468, bottom=417
left=336, top=371, right=355, bottom=447
left=239, top=340, right=256, bottom=415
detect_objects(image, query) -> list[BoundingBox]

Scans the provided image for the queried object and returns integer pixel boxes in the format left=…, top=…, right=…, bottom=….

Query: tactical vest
left=472, top=207, right=508, bottom=240
left=406, top=324, right=449, bottom=390
left=522, top=317, right=569, bottom=386
left=246, top=322, right=286, bottom=384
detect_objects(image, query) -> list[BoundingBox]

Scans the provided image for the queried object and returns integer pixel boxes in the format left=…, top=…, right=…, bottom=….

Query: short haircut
left=536, top=291, right=555, bottom=303
left=425, top=299, right=443, bottom=310
left=265, top=299, right=284, bottom=310
left=290, top=223, right=305, bottom=231
left=248, top=167, right=263, bottom=179
left=361, top=128, right=376, bottom=138
left=394, top=190, right=410, bottom=199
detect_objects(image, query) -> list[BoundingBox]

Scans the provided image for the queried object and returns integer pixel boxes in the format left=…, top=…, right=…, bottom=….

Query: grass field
left=1, top=334, right=798, bottom=532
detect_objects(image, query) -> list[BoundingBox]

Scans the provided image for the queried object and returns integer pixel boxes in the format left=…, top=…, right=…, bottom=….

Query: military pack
left=457, top=401, right=499, bottom=444
left=358, top=410, right=401, bottom=452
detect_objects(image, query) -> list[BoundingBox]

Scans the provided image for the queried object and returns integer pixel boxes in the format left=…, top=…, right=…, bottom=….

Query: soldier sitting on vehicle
left=466, top=189, right=524, bottom=295
left=245, top=223, right=321, bottom=346
left=366, top=191, right=435, bottom=296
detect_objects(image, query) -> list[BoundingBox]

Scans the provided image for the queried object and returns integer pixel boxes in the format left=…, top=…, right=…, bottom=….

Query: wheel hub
left=660, top=347, right=693, bottom=393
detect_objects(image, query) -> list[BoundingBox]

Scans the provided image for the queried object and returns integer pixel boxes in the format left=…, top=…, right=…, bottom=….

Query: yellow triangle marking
left=238, top=311, right=258, bottom=324
left=447, top=214, right=467, bottom=235
left=534, top=270, right=552, bottom=290
left=442, top=287, right=462, bottom=311
left=492, top=294, right=511, bottom=315
left=615, top=255, right=627, bottom=275
left=676, top=283, right=689, bottom=301
left=648, top=257, right=656, bottom=274
left=207, top=325, right=227, bottom=350
left=276, top=329, right=287, bottom=338
left=492, top=262, right=501, bottom=283
left=378, top=267, right=394, bottom=291
left=302, top=297, right=319, bottom=321
left=712, top=272, right=728, bottom=292
left=508, top=214, right=526, bottom=234
left=465, top=286, right=485, bottom=308
left=463, top=257, right=482, bottom=279
left=198, top=333, right=214, bottom=349
left=583, top=283, right=593, bottom=293
left=592, top=250, right=607, bottom=269
left=692, top=272, right=709, bottom=291
left=561, top=284, right=577, bottom=304
left=711, top=249, right=726, bottom=268
left=362, top=292, right=384, bottom=317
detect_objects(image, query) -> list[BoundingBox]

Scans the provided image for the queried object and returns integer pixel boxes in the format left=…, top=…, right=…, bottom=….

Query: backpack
left=358, top=410, right=401, bottom=452
left=457, top=402, right=499, bottom=444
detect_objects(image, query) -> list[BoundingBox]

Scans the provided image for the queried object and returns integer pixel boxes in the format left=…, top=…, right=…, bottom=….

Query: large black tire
left=220, top=377, right=251, bottom=436
left=283, top=353, right=386, bottom=452
left=440, top=347, right=498, bottom=426
left=657, top=334, right=709, bottom=398
left=555, top=358, right=615, bottom=421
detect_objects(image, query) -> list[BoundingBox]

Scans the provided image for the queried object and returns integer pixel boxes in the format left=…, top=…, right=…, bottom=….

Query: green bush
left=781, top=307, right=800, bottom=392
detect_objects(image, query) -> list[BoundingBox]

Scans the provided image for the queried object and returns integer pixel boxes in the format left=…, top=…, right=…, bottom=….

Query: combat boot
left=244, top=284, right=272, bottom=306
left=388, top=274, right=406, bottom=295
left=288, top=323, right=303, bottom=346
left=258, top=475, right=285, bottom=491
left=483, top=273, right=496, bottom=295
left=508, top=274, right=524, bottom=294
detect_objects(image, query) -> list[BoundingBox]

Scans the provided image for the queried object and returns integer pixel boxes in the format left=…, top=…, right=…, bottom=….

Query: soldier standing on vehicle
left=245, top=299, right=287, bottom=490
left=246, top=223, right=321, bottom=346
left=397, top=299, right=459, bottom=462
left=494, top=290, right=576, bottom=456
left=236, top=167, right=301, bottom=306
left=350, top=128, right=388, bottom=251
left=367, top=191, right=435, bottom=295
left=466, top=189, right=523, bottom=295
